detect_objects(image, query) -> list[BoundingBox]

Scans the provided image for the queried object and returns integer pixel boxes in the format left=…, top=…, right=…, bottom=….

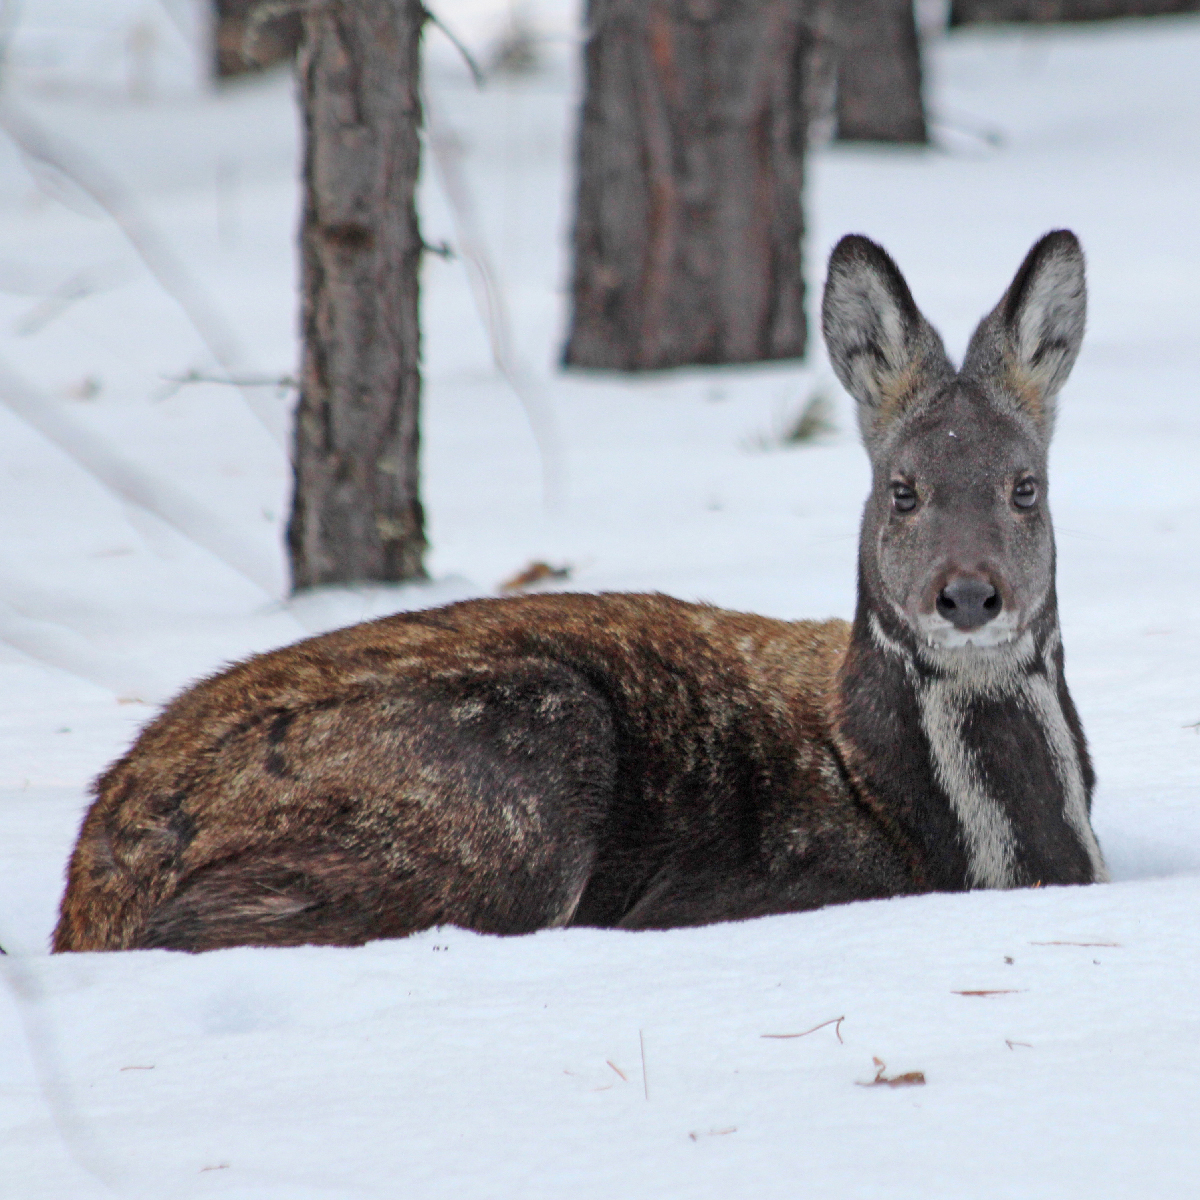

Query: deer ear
left=961, top=230, right=1086, bottom=440
left=821, top=235, right=953, bottom=451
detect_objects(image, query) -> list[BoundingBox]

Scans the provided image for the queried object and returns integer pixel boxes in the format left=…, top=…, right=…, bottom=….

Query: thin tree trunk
left=950, top=0, right=1198, bottom=21
left=835, top=0, right=927, bottom=144
left=563, top=0, right=813, bottom=373
left=288, top=0, right=427, bottom=591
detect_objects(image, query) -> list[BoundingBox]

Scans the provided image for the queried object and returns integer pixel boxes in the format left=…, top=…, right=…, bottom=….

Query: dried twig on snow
left=761, top=1015, right=844, bottom=1043
left=1029, top=941, right=1120, bottom=948
left=952, top=989, right=1024, bottom=997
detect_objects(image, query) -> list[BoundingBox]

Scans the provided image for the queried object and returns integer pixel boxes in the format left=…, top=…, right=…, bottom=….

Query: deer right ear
left=960, top=230, right=1086, bottom=442
left=821, top=235, right=953, bottom=451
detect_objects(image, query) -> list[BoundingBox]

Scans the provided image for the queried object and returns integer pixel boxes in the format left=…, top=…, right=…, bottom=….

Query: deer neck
left=832, top=587, right=1106, bottom=891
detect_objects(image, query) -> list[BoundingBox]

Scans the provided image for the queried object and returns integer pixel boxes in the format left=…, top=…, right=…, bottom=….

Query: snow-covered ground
left=2, top=6, right=1199, bottom=1196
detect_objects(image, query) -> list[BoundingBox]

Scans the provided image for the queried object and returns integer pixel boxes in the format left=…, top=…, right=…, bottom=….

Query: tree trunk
left=288, top=0, right=427, bottom=591
left=950, top=0, right=1199, bottom=21
left=563, top=0, right=813, bottom=373
left=835, top=0, right=927, bottom=144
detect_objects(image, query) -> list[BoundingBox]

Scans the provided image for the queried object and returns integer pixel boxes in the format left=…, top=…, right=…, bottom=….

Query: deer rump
left=54, top=233, right=1107, bottom=953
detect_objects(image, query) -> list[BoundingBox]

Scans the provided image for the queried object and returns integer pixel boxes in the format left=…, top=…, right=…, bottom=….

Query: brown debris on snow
left=498, top=561, right=572, bottom=592
left=856, top=1057, right=925, bottom=1088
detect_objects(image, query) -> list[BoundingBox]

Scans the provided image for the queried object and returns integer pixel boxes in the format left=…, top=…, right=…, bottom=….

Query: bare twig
left=160, top=368, right=298, bottom=391
left=606, top=1060, right=628, bottom=1082
left=0, top=946, right=124, bottom=1192
left=761, top=1015, right=844, bottom=1043
left=424, top=5, right=486, bottom=86
left=689, top=1127, right=737, bottom=1140
left=0, top=0, right=19, bottom=77
left=422, top=87, right=564, bottom=510
left=952, top=989, right=1024, bottom=997
left=0, top=588, right=170, bottom=699
left=640, top=1029, right=649, bottom=1101
left=0, top=104, right=288, bottom=448
left=0, top=357, right=279, bottom=598
left=930, top=108, right=1006, bottom=149
left=1005, top=1040, right=1032, bottom=1051
left=14, top=263, right=133, bottom=336
left=1029, top=941, right=1120, bottom=948
left=152, top=0, right=193, bottom=42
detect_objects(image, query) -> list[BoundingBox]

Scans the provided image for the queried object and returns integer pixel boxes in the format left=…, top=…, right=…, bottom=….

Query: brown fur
left=55, top=595, right=912, bottom=952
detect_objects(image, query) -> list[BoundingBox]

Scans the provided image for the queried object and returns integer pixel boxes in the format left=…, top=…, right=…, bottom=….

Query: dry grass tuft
left=744, top=389, right=837, bottom=451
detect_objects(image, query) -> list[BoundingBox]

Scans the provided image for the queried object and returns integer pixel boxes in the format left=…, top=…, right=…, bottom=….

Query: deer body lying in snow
left=54, top=232, right=1106, bottom=953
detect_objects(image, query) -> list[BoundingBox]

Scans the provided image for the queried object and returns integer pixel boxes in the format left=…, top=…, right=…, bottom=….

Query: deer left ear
left=962, top=230, right=1086, bottom=440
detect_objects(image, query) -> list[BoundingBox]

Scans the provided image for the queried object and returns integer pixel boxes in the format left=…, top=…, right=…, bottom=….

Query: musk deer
left=54, top=231, right=1106, bottom=954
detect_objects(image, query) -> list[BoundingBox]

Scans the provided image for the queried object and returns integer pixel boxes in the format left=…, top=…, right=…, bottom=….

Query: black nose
left=936, top=577, right=1002, bottom=631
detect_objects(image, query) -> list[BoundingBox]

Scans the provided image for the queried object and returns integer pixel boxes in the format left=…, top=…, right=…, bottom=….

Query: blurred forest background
left=3, top=0, right=1196, bottom=592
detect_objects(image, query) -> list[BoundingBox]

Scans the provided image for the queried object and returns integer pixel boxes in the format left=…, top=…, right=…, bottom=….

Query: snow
left=5, top=0, right=211, bottom=100
left=2, top=5, right=1199, bottom=1196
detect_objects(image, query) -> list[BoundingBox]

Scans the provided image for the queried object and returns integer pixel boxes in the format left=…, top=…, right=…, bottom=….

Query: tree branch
left=0, top=103, right=289, bottom=449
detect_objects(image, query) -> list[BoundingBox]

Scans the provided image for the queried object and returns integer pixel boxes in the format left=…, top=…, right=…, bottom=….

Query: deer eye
left=891, top=482, right=918, bottom=513
left=1013, top=478, right=1039, bottom=509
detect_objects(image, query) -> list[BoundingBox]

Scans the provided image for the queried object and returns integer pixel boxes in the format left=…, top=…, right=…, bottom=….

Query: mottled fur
left=56, top=598, right=904, bottom=951
left=54, top=232, right=1105, bottom=953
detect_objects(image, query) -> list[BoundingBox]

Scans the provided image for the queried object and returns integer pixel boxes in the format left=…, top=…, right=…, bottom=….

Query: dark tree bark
left=288, top=0, right=427, bottom=591
left=214, top=0, right=302, bottom=78
left=950, top=0, right=1198, bottom=21
left=563, top=0, right=813, bottom=373
left=834, top=0, right=927, bottom=144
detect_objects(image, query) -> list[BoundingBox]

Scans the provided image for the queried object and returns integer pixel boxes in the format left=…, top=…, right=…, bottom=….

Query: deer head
left=822, top=231, right=1086, bottom=656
